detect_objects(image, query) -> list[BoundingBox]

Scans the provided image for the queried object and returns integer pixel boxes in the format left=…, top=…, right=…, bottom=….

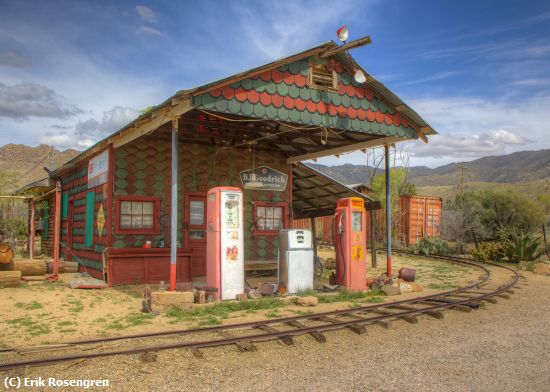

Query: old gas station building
left=32, top=38, right=435, bottom=287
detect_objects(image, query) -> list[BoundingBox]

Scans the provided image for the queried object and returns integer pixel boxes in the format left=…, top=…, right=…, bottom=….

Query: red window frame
left=252, top=202, right=288, bottom=236
left=114, top=195, right=161, bottom=235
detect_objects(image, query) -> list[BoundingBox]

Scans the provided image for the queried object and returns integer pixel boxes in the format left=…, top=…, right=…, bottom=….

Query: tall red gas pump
left=206, top=187, right=244, bottom=300
left=334, top=197, right=367, bottom=291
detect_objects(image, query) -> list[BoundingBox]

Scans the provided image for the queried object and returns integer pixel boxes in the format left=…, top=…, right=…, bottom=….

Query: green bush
left=411, top=237, right=451, bottom=256
left=504, top=232, right=542, bottom=262
left=470, top=242, right=506, bottom=262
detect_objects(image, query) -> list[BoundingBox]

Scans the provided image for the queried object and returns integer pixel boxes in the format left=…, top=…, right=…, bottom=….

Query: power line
left=18, top=150, right=51, bottom=180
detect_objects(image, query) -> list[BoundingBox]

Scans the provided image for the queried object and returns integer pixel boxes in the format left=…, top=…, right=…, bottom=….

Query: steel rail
left=0, top=254, right=518, bottom=372
left=4, top=253, right=493, bottom=350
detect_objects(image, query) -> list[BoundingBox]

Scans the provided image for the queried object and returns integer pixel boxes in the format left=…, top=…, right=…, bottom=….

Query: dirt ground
left=0, top=253, right=482, bottom=348
left=1, top=267, right=548, bottom=391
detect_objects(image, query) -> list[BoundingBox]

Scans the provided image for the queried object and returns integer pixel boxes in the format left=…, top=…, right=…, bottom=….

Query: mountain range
left=0, top=144, right=79, bottom=191
left=311, top=149, right=550, bottom=187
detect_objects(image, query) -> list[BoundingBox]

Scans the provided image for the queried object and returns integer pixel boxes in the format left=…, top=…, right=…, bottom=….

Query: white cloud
left=232, top=0, right=365, bottom=59
left=75, top=106, right=140, bottom=139
left=136, top=5, right=158, bottom=23
left=410, top=129, right=530, bottom=159
left=0, top=50, right=31, bottom=68
left=0, top=81, right=83, bottom=120
left=40, top=131, right=94, bottom=150
left=38, top=106, right=140, bottom=150
left=137, top=26, right=165, bottom=37
left=403, top=71, right=458, bottom=85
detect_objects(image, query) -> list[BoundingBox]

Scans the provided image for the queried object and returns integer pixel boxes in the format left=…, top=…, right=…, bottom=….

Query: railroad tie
left=392, top=304, right=444, bottom=320
left=254, top=325, right=294, bottom=346
left=218, top=331, right=257, bottom=352
left=285, top=321, right=326, bottom=343
left=368, top=308, right=419, bottom=324
left=191, top=348, right=204, bottom=359
left=316, top=316, right=367, bottom=335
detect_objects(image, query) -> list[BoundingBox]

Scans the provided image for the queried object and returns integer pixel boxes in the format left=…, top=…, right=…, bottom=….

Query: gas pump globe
left=334, top=197, right=367, bottom=291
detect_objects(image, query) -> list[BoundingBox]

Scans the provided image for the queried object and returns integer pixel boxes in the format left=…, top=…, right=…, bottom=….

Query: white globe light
left=354, top=69, right=367, bottom=84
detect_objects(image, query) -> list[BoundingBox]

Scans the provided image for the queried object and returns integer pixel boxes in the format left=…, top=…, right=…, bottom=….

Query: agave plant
left=504, top=232, right=542, bottom=262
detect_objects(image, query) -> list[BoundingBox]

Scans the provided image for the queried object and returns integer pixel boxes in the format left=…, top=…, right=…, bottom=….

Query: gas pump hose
left=338, top=233, right=346, bottom=286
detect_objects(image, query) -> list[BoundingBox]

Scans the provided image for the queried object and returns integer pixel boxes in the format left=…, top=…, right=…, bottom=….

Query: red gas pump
left=334, top=197, right=367, bottom=291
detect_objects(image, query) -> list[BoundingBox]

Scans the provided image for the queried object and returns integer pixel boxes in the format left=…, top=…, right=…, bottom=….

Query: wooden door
left=185, top=192, right=207, bottom=276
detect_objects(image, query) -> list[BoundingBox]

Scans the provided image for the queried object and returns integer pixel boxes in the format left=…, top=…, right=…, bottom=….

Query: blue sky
left=0, top=0, right=549, bottom=168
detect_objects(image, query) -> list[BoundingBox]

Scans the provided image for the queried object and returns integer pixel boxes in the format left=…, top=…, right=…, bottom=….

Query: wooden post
left=29, top=199, right=35, bottom=260
left=170, top=116, right=179, bottom=291
left=51, top=181, right=61, bottom=279
left=370, top=209, right=377, bottom=268
left=310, top=217, right=317, bottom=257
left=384, top=144, right=392, bottom=277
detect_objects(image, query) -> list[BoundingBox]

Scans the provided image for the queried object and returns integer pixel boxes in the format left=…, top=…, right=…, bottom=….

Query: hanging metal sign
left=88, top=150, right=109, bottom=188
left=240, top=166, right=288, bottom=191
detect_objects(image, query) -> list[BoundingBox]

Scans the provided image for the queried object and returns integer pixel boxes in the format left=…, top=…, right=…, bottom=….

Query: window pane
left=120, top=215, right=132, bottom=228
left=257, top=217, right=265, bottom=230
left=132, top=216, right=143, bottom=228
left=142, top=202, right=154, bottom=215
left=189, top=230, right=205, bottom=239
left=121, top=201, right=131, bottom=214
left=257, top=207, right=265, bottom=218
left=131, top=202, right=142, bottom=214
left=142, top=215, right=153, bottom=228
left=189, top=200, right=204, bottom=225
left=273, top=207, right=282, bottom=219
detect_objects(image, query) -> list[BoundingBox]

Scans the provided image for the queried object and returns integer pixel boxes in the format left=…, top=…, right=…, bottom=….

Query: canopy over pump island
left=27, top=29, right=436, bottom=295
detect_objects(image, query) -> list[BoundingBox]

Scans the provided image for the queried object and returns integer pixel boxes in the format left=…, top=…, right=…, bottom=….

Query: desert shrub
left=470, top=241, right=506, bottom=262
left=504, top=232, right=542, bottom=262
left=411, top=237, right=451, bottom=256
left=445, top=190, right=545, bottom=244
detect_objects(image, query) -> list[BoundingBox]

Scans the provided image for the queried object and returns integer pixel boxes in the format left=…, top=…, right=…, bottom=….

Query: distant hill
left=311, top=149, right=550, bottom=187
left=0, top=144, right=80, bottom=191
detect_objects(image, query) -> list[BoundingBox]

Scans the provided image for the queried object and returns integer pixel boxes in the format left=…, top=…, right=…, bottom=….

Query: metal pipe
left=170, top=117, right=179, bottom=291
left=384, top=144, right=392, bottom=276
left=29, top=200, right=35, bottom=260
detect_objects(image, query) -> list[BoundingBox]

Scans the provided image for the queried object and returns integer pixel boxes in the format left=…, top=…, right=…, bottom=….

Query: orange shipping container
left=398, top=195, right=442, bottom=246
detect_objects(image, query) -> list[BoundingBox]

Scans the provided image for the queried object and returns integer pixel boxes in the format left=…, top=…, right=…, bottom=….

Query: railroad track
left=0, top=253, right=522, bottom=372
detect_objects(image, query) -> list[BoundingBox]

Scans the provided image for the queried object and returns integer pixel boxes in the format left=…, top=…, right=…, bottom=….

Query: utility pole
left=51, top=145, right=55, bottom=171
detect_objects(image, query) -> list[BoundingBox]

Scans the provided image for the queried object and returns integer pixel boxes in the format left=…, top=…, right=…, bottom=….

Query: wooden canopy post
left=50, top=181, right=61, bottom=280
left=29, top=199, right=35, bottom=260
left=310, top=217, right=317, bottom=257
left=370, top=209, right=377, bottom=268
left=170, top=116, right=179, bottom=291
left=384, top=144, right=392, bottom=277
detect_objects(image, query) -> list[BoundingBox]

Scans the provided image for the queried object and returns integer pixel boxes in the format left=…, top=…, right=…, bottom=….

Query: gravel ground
left=5, top=271, right=549, bottom=392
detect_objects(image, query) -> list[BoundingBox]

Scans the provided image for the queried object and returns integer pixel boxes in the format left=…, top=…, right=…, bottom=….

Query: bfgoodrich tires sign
left=240, top=166, right=288, bottom=191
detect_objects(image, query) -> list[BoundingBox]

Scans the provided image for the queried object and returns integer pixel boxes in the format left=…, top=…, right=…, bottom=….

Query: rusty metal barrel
left=398, top=267, right=416, bottom=282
